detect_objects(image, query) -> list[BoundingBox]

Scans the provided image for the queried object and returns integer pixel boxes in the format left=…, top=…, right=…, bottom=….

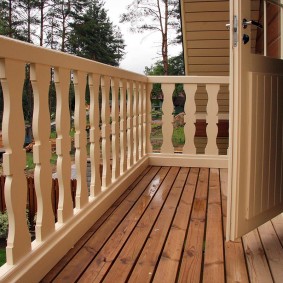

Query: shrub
left=0, top=210, right=31, bottom=239
left=0, top=211, right=8, bottom=239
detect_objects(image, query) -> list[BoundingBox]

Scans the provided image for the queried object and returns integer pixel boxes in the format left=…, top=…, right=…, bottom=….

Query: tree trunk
left=27, top=0, right=31, bottom=43
left=40, top=0, right=44, bottom=46
left=163, top=0, right=169, bottom=75
left=8, top=0, right=12, bottom=37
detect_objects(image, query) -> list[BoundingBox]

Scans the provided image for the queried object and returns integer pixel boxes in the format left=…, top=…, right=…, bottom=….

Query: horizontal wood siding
left=267, top=2, right=281, bottom=58
left=181, top=0, right=230, bottom=115
left=182, top=0, right=230, bottom=76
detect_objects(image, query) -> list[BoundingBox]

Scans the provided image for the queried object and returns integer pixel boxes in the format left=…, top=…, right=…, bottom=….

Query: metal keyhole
left=243, top=34, right=250, bottom=45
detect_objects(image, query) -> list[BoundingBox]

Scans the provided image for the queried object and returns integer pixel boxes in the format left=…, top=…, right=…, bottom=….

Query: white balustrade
left=88, top=73, right=101, bottom=197
left=147, top=76, right=229, bottom=157
left=111, top=77, right=120, bottom=181
left=0, top=59, right=31, bottom=265
left=120, top=79, right=127, bottom=174
left=141, top=83, right=147, bottom=157
left=73, top=71, right=88, bottom=208
left=205, top=84, right=220, bottom=155
left=183, top=84, right=197, bottom=154
left=138, top=82, right=143, bottom=159
left=31, top=63, right=55, bottom=241
left=133, top=81, right=139, bottom=163
left=0, top=36, right=229, bottom=282
left=161, top=83, right=175, bottom=154
left=127, top=81, right=134, bottom=168
left=54, top=67, right=73, bottom=223
left=146, top=83, right=153, bottom=154
left=101, top=76, right=111, bottom=189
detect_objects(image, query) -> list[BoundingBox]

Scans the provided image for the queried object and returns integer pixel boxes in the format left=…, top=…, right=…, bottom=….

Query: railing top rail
left=147, top=75, right=230, bottom=84
left=0, top=36, right=147, bottom=82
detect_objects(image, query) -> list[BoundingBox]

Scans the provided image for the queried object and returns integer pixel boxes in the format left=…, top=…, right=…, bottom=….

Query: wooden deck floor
left=42, top=166, right=283, bottom=283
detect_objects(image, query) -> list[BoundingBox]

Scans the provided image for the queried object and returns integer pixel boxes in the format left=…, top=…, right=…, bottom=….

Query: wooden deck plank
left=42, top=166, right=283, bottom=283
left=243, top=229, right=273, bottom=283
left=79, top=167, right=180, bottom=283
left=203, top=169, right=225, bottom=283
left=75, top=166, right=172, bottom=282
left=221, top=168, right=249, bottom=283
left=41, top=166, right=152, bottom=282
left=177, top=168, right=209, bottom=283
left=152, top=168, right=199, bottom=283
left=271, top=214, right=283, bottom=246
left=225, top=240, right=249, bottom=283
left=220, top=168, right=228, bottom=237
left=258, top=221, right=283, bottom=282
left=128, top=167, right=191, bottom=283
left=52, top=166, right=162, bottom=281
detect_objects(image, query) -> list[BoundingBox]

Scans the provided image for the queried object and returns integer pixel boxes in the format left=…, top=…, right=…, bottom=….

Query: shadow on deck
left=42, top=166, right=283, bottom=283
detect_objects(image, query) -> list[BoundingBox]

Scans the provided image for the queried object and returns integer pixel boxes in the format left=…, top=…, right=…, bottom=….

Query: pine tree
left=17, top=0, right=39, bottom=43
left=0, top=0, right=23, bottom=39
left=120, top=0, right=180, bottom=75
left=67, top=0, right=125, bottom=66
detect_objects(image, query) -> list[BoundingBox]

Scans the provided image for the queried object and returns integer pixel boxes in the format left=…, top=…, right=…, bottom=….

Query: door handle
left=242, top=18, right=263, bottom=29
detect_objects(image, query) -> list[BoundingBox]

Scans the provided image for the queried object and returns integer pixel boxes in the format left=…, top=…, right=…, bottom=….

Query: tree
left=67, top=0, right=125, bottom=66
left=145, top=52, right=184, bottom=98
left=0, top=0, right=24, bottom=39
left=48, top=0, right=89, bottom=51
left=145, top=52, right=184, bottom=76
left=33, top=0, right=52, bottom=46
left=17, top=0, right=39, bottom=43
left=120, top=0, right=180, bottom=75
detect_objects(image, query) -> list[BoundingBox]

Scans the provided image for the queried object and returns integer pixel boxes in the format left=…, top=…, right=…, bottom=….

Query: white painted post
left=111, top=77, right=120, bottom=181
left=138, top=82, right=143, bottom=158
left=205, top=84, right=220, bottom=155
left=54, top=67, right=73, bottom=223
left=0, top=59, right=31, bottom=264
left=183, top=84, right=198, bottom=154
left=146, top=83, right=153, bottom=154
left=127, top=81, right=134, bottom=168
left=161, top=84, right=175, bottom=154
left=101, top=76, right=111, bottom=189
left=88, top=73, right=101, bottom=197
left=73, top=71, right=88, bottom=208
left=120, top=79, right=127, bottom=174
left=133, top=81, right=139, bottom=163
left=31, top=63, right=55, bottom=241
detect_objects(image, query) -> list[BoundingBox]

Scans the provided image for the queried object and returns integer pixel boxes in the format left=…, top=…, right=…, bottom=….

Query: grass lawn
left=0, top=248, right=6, bottom=266
left=151, top=123, right=185, bottom=150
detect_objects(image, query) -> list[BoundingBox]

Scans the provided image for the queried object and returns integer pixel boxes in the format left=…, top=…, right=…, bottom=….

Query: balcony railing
left=0, top=36, right=229, bottom=282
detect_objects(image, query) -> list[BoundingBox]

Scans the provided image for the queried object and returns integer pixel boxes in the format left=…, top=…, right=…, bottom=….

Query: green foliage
left=145, top=53, right=185, bottom=76
left=0, top=210, right=31, bottom=242
left=68, top=0, right=125, bottom=66
left=0, top=248, right=5, bottom=266
left=0, top=212, right=8, bottom=239
left=0, top=0, right=24, bottom=39
left=0, top=1, right=125, bottom=66
left=151, top=110, right=162, bottom=120
left=26, top=152, right=35, bottom=170
left=49, top=78, right=56, bottom=120
left=145, top=53, right=185, bottom=98
left=172, top=126, right=185, bottom=146
left=22, top=65, right=33, bottom=124
left=26, top=152, right=58, bottom=169
left=50, top=153, right=58, bottom=165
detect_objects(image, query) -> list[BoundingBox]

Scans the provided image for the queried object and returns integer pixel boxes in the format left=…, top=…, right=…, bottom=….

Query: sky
left=103, top=0, right=182, bottom=74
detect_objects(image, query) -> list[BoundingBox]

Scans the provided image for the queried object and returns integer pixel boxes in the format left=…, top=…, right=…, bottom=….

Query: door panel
left=228, top=0, right=283, bottom=240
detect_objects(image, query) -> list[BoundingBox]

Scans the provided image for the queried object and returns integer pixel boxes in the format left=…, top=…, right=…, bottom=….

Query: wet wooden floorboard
left=42, top=166, right=283, bottom=283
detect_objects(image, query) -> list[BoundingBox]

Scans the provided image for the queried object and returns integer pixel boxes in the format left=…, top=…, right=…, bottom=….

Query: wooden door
left=228, top=0, right=283, bottom=240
